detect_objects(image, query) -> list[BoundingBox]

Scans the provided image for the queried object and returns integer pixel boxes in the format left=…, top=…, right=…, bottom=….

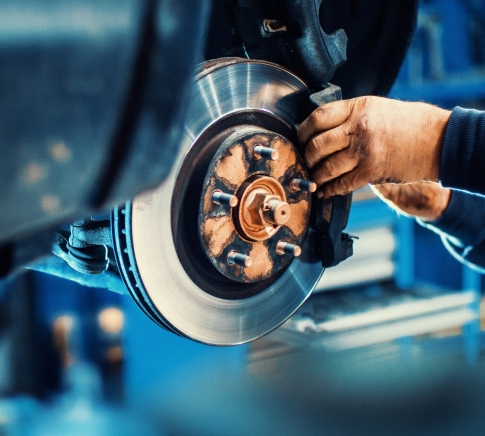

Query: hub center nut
left=235, top=175, right=291, bottom=241
left=261, top=197, right=291, bottom=226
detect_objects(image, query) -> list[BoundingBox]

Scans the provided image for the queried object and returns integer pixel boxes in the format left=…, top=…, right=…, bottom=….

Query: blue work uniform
left=419, top=107, right=485, bottom=273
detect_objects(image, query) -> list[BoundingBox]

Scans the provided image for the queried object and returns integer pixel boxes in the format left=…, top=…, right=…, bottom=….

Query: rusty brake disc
left=113, top=59, right=324, bottom=345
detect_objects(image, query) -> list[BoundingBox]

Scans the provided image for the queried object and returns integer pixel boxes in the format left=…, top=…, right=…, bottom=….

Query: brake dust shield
left=112, top=59, right=324, bottom=345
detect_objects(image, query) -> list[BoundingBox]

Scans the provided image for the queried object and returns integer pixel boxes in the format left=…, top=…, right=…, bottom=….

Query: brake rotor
left=113, top=58, right=324, bottom=345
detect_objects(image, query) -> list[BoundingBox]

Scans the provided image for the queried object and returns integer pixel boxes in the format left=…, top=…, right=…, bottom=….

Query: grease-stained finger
left=311, top=148, right=360, bottom=187
left=298, top=99, right=355, bottom=144
left=318, top=171, right=364, bottom=199
left=304, top=123, right=351, bottom=169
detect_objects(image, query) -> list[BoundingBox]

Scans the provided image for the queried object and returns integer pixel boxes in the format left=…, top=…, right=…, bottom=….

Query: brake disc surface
left=113, top=59, right=324, bottom=345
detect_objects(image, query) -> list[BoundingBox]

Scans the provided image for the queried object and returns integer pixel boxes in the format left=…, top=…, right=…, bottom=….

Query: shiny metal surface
left=129, top=60, right=323, bottom=345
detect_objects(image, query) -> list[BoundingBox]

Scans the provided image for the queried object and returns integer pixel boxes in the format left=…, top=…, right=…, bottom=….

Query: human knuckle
left=337, top=176, right=353, bottom=193
left=304, top=153, right=315, bottom=169
left=305, top=138, right=320, bottom=165
left=341, top=144, right=355, bottom=164
left=312, top=164, right=325, bottom=181
left=353, top=96, right=371, bottom=112
left=331, top=126, right=347, bottom=144
left=304, top=139, right=315, bottom=157
left=310, top=106, right=327, bottom=124
left=339, top=119, right=350, bottom=135
left=309, top=134, right=324, bottom=152
left=355, top=115, right=370, bottom=134
left=323, top=158, right=338, bottom=177
left=321, top=185, right=332, bottom=198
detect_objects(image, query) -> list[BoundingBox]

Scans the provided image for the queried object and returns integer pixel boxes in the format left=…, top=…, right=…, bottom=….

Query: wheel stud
left=227, top=251, right=252, bottom=267
left=290, top=178, right=317, bottom=193
left=276, top=241, right=301, bottom=257
left=212, top=190, right=238, bottom=207
left=253, top=145, right=279, bottom=161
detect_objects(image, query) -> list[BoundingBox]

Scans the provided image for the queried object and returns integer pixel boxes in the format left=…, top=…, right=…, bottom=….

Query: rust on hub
left=198, top=126, right=312, bottom=283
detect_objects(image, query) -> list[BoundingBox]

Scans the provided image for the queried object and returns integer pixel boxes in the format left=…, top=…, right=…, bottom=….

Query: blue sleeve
left=440, top=107, right=485, bottom=196
left=419, top=190, right=485, bottom=273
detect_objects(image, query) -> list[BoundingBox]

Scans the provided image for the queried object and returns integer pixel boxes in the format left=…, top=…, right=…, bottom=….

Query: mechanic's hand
left=298, top=96, right=451, bottom=199
left=371, top=182, right=451, bottom=221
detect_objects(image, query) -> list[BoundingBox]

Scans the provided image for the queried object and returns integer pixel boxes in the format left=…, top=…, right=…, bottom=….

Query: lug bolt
left=253, top=145, right=279, bottom=161
left=276, top=241, right=301, bottom=257
left=290, top=178, right=317, bottom=193
left=227, top=251, right=252, bottom=267
left=212, top=190, right=238, bottom=207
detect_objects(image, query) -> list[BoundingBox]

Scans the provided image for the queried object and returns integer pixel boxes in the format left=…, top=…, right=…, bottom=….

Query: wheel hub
left=198, top=126, right=313, bottom=283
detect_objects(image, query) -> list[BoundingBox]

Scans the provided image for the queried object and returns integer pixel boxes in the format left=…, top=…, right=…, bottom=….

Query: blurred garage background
left=2, top=0, right=485, bottom=434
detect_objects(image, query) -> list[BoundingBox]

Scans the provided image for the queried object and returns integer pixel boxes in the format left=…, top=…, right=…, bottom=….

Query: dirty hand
left=297, top=96, right=451, bottom=199
left=371, top=183, right=451, bottom=221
